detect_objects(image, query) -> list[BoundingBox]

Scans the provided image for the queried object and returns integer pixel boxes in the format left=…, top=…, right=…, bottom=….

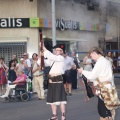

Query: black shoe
left=41, top=98, right=45, bottom=100
left=38, top=98, right=42, bottom=100
left=68, top=93, right=72, bottom=96
left=61, top=113, right=66, bottom=120
left=49, top=114, right=58, bottom=120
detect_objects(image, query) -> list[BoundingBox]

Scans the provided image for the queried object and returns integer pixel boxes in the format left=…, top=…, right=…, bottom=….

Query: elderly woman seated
left=1, top=69, right=26, bottom=98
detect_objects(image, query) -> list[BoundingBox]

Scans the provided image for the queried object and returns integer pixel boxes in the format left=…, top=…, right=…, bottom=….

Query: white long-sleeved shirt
left=82, top=56, right=114, bottom=88
left=44, top=50, right=65, bottom=75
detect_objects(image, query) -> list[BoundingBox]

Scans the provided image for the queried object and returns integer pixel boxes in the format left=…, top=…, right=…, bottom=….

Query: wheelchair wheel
left=21, top=93, right=29, bottom=102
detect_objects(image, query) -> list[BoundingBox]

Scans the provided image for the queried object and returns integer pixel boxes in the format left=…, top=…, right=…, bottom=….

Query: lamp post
left=52, top=0, right=56, bottom=46
left=99, top=0, right=107, bottom=50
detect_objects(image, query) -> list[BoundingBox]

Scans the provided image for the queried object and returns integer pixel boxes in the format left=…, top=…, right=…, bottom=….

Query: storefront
left=0, top=0, right=39, bottom=64
left=0, top=0, right=100, bottom=65
left=38, top=0, right=100, bottom=60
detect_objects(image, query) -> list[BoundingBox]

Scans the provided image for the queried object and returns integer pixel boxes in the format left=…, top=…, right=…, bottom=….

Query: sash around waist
left=48, top=75, right=63, bottom=82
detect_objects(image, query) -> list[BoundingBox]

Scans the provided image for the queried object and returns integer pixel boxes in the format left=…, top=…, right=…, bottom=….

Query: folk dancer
left=78, top=47, right=120, bottom=120
left=40, top=43, right=67, bottom=120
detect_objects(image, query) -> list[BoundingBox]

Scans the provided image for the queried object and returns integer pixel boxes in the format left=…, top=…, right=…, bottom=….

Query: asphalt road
left=0, top=89, right=120, bottom=120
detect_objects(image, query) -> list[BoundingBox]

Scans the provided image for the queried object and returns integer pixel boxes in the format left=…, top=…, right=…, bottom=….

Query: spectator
left=83, top=53, right=93, bottom=71
left=70, top=52, right=80, bottom=89
left=23, top=53, right=32, bottom=78
left=0, top=69, right=26, bottom=98
left=105, top=51, right=115, bottom=69
left=8, top=60, right=17, bottom=85
left=12, top=54, right=18, bottom=66
left=0, top=58, right=8, bottom=96
left=16, top=58, right=28, bottom=74
left=63, top=53, right=76, bottom=95
left=32, top=53, right=45, bottom=100
left=82, top=53, right=93, bottom=101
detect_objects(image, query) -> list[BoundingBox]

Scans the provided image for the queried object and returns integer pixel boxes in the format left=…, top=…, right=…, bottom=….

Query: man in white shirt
left=40, top=43, right=67, bottom=120
left=63, top=53, right=76, bottom=95
left=32, top=53, right=45, bottom=100
left=23, top=53, right=32, bottom=77
left=78, top=47, right=116, bottom=120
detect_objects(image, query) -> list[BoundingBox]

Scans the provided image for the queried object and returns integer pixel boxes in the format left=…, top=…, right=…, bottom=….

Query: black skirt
left=98, top=97, right=112, bottom=118
left=47, top=83, right=67, bottom=105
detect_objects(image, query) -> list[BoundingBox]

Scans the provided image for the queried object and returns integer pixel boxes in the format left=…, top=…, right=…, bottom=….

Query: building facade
left=0, top=0, right=118, bottom=64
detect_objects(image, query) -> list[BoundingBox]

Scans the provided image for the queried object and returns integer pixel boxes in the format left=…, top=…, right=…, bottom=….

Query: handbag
left=82, top=75, right=95, bottom=98
left=76, top=63, right=94, bottom=98
left=43, top=62, right=55, bottom=89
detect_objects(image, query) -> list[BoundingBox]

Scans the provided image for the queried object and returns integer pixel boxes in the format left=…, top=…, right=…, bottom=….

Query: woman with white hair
left=1, top=69, right=26, bottom=98
left=16, top=58, right=28, bottom=74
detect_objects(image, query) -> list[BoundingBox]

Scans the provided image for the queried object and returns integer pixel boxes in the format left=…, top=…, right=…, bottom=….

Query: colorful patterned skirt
left=0, top=68, right=7, bottom=85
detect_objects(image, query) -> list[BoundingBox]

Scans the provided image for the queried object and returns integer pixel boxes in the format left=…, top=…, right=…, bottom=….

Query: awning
left=0, top=37, right=28, bottom=43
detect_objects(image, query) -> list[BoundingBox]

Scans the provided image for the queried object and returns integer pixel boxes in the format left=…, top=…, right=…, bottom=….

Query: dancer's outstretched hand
left=77, top=67, right=83, bottom=74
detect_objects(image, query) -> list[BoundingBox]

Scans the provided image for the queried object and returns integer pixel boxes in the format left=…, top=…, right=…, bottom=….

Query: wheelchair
left=7, top=82, right=31, bottom=102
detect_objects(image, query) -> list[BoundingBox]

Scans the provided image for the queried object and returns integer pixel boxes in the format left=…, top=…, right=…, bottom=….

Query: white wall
left=106, top=16, right=118, bottom=38
left=0, top=0, right=39, bottom=57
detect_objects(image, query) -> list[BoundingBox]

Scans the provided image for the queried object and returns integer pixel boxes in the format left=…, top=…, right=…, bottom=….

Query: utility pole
left=99, top=0, right=107, bottom=50
left=52, top=0, right=56, bottom=46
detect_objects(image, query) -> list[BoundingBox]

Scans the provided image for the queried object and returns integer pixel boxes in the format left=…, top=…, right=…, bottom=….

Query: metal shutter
left=0, top=42, right=27, bottom=65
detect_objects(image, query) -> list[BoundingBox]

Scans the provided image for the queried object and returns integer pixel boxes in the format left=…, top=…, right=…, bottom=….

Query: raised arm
left=44, top=50, right=64, bottom=62
left=39, top=42, right=64, bottom=62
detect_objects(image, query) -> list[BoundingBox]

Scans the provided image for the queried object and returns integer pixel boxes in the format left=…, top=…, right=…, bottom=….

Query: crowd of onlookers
left=0, top=53, right=33, bottom=97
left=0, top=52, right=81, bottom=99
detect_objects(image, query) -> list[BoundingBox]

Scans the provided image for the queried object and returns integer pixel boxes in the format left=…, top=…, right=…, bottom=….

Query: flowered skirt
left=0, top=68, right=7, bottom=85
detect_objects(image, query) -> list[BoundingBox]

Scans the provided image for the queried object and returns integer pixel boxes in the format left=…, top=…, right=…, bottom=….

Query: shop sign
left=56, top=18, right=79, bottom=31
left=30, top=18, right=39, bottom=27
left=0, top=18, right=29, bottom=28
left=0, top=17, right=99, bottom=31
left=39, top=18, right=99, bottom=31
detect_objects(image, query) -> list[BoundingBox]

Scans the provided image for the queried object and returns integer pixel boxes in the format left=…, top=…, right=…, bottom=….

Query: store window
left=0, top=42, right=27, bottom=65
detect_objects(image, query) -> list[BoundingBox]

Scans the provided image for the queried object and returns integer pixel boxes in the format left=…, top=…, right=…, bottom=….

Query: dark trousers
left=71, top=69, right=77, bottom=89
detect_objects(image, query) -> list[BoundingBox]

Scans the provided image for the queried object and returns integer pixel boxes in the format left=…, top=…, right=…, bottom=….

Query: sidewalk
left=114, top=73, right=120, bottom=78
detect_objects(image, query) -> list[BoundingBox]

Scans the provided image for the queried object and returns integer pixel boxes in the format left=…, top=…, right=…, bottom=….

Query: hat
left=52, top=44, right=66, bottom=53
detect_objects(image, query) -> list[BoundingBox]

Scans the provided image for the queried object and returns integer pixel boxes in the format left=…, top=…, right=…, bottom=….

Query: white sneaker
left=0, top=95, right=7, bottom=98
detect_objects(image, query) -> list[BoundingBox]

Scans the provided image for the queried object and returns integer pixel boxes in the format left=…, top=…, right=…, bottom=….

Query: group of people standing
left=0, top=42, right=120, bottom=120
left=0, top=49, right=80, bottom=101
left=0, top=52, right=45, bottom=100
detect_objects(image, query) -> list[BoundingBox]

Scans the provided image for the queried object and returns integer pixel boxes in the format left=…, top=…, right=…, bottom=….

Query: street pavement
left=0, top=88, right=120, bottom=120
